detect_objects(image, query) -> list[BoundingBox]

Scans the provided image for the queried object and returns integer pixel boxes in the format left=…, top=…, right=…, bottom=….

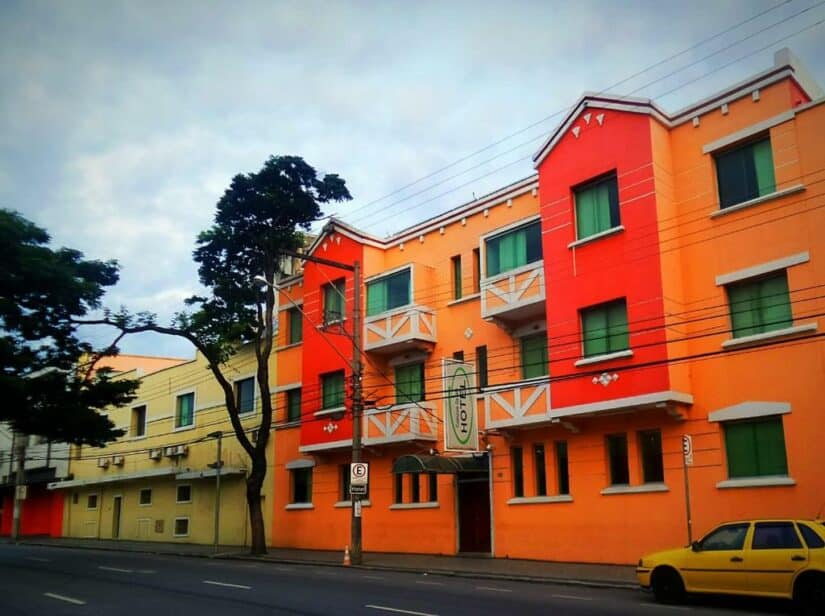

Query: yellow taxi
left=637, top=520, right=825, bottom=614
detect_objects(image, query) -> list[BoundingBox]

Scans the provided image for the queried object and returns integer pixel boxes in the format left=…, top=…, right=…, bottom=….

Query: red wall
left=538, top=110, right=670, bottom=408
left=0, top=487, right=63, bottom=537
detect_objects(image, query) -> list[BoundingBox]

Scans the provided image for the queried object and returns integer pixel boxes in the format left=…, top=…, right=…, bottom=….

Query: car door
left=745, top=521, right=808, bottom=597
left=681, top=522, right=750, bottom=594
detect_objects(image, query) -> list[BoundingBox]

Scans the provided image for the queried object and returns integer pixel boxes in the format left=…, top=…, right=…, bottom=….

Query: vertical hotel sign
left=443, top=359, right=478, bottom=452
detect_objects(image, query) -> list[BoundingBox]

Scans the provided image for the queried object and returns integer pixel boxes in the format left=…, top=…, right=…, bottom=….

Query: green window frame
left=581, top=299, right=629, bottom=357
left=395, top=362, right=424, bottom=404
left=235, top=377, right=255, bottom=414
left=175, top=392, right=194, bottom=428
left=452, top=255, right=462, bottom=300
left=323, top=279, right=345, bottom=324
left=321, top=371, right=345, bottom=410
left=574, top=173, right=620, bottom=240
left=724, top=416, right=788, bottom=479
left=288, top=307, right=302, bottom=344
left=286, top=388, right=301, bottom=423
left=485, top=220, right=542, bottom=277
left=715, top=137, right=776, bottom=209
left=727, top=273, right=792, bottom=338
left=366, top=268, right=411, bottom=316
left=520, top=334, right=548, bottom=379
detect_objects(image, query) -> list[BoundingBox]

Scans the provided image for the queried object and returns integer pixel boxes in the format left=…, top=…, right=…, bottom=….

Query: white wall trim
left=299, top=438, right=352, bottom=453
left=708, top=401, right=791, bottom=423
left=600, top=483, right=669, bottom=495
left=716, top=252, right=809, bottom=286
left=389, top=502, right=439, bottom=510
left=479, top=214, right=541, bottom=242
left=553, top=390, right=693, bottom=419
left=507, top=495, right=573, bottom=505
left=702, top=110, right=794, bottom=154
left=709, top=184, right=806, bottom=218
left=721, top=323, right=818, bottom=349
left=574, top=349, right=634, bottom=367
left=285, top=458, right=316, bottom=470
left=273, top=382, right=302, bottom=393
left=568, top=225, right=625, bottom=249
left=285, top=503, right=314, bottom=510
left=334, top=500, right=372, bottom=508
left=716, top=476, right=795, bottom=489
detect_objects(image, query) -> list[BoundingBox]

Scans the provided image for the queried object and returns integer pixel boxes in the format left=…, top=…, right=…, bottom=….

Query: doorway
left=457, top=475, right=491, bottom=554
left=112, top=496, right=122, bottom=539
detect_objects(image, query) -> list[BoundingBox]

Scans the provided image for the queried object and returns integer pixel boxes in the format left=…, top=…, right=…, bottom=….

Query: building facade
left=271, top=48, right=824, bottom=564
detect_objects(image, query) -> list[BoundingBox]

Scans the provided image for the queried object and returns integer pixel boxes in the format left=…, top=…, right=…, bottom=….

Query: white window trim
left=575, top=349, right=633, bottom=367
left=176, top=484, right=192, bottom=504
left=233, top=373, right=258, bottom=416
left=568, top=224, right=625, bottom=249
left=702, top=110, right=793, bottom=154
left=131, top=402, right=149, bottom=439
left=314, top=406, right=345, bottom=418
left=721, top=323, right=818, bottom=350
left=710, top=184, right=805, bottom=218
left=285, top=503, right=314, bottom=510
left=715, top=252, right=809, bottom=286
left=708, top=401, right=791, bottom=423
left=173, top=516, right=190, bottom=537
left=479, top=214, right=542, bottom=279
left=507, top=495, right=573, bottom=505
left=284, top=458, right=315, bottom=470
left=389, top=502, right=440, bottom=510
left=446, top=292, right=481, bottom=307
left=716, top=476, right=796, bottom=489
left=600, top=483, right=669, bottom=496
left=173, top=389, right=197, bottom=431
left=334, top=500, right=372, bottom=508
left=138, top=488, right=153, bottom=507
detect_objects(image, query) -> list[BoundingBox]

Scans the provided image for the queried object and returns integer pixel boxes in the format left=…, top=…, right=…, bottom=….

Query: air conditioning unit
left=148, top=449, right=161, bottom=460
left=164, top=446, right=177, bottom=457
left=97, top=458, right=110, bottom=469
left=112, top=455, right=125, bottom=466
left=175, top=445, right=188, bottom=457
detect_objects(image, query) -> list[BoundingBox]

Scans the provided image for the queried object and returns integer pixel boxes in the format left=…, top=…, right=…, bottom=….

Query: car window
left=797, top=523, right=825, bottom=549
left=752, top=522, right=802, bottom=550
left=700, top=523, right=749, bottom=551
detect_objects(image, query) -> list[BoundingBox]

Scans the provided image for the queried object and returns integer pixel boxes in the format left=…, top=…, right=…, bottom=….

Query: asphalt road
left=0, top=544, right=793, bottom=615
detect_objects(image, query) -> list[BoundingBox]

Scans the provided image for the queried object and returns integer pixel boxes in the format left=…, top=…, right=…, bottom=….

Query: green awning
left=391, top=454, right=488, bottom=474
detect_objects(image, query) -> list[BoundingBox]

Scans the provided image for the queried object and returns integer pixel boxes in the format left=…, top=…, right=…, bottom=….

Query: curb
left=16, top=540, right=638, bottom=591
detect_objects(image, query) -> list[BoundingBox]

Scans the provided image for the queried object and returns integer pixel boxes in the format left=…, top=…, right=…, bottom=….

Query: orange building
left=270, top=48, right=824, bottom=564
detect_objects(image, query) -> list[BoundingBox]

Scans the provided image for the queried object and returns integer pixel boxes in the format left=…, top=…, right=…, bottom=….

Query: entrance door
left=112, top=496, right=122, bottom=539
left=457, top=477, right=491, bottom=553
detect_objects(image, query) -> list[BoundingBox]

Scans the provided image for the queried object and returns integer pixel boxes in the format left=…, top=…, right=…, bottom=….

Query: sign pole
left=682, top=434, right=693, bottom=544
left=350, top=259, right=364, bottom=565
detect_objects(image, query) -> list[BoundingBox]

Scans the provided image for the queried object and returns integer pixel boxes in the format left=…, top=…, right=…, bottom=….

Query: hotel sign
left=443, top=359, right=478, bottom=452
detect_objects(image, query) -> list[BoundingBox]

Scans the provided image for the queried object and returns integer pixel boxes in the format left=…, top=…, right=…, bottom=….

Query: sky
left=2, top=0, right=824, bottom=360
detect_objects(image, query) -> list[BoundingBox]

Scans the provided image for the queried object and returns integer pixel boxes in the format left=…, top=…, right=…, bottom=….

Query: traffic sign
left=350, top=462, right=369, bottom=486
left=682, top=434, right=694, bottom=467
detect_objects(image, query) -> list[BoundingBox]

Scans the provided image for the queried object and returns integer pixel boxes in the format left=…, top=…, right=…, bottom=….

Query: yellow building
left=50, top=345, right=274, bottom=547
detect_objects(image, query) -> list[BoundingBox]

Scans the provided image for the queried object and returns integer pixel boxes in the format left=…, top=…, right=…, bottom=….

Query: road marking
left=44, top=592, right=86, bottom=605
left=551, top=594, right=592, bottom=601
left=203, top=580, right=252, bottom=590
left=26, top=557, right=51, bottom=562
left=99, top=566, right=133, bottom=573
left=273, top=566, right=294, bottom=572
left=414, top=580, right=444, bottom=586
left=477, top=586, right=512, bottom=593
left=314, top=570, right=338, bottom=575
left=365, top=606, right=438, bottom=616
left=136, top=569, right=156, bottom=574
left=362, top=574, right=386, bottom=580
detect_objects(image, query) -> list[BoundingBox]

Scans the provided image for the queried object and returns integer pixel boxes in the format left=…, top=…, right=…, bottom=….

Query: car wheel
left=794, top=573, right=825, bottom=616
left=652, top=567, right=685, bottom=604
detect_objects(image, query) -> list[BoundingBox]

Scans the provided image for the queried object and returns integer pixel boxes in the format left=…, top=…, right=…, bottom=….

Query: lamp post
left=207, top=430, right=223, bottom=552
left=256, top=247, right=364, bottom=565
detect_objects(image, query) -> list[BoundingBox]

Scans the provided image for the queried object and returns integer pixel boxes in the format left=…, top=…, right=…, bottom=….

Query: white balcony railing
left=480, top=261, right=545, bottom=322
left=480, top=377, right=552, bottom=430
left=363, top=402, right=438, bottom=446
left=364, top=305, right=436, bottom=353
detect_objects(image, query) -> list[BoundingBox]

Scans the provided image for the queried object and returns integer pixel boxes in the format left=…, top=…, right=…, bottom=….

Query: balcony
left=481, top=377, right=552, bottom=430
left=480, top=261, right=545, bottom=324
left=363, top=402, right=438, bottom=446
left=364, top=305, right=437, bottom=354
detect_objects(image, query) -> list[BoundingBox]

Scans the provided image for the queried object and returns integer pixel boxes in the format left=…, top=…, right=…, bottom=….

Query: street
left=0, top=544, right=794, bottom=615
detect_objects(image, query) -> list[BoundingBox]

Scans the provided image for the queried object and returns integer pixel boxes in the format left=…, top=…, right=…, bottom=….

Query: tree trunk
left=246, top=454, right=267, bottom=555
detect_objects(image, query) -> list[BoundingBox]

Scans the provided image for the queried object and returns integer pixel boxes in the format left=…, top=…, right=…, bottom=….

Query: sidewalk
left=14, top=537, right=638, bottom=589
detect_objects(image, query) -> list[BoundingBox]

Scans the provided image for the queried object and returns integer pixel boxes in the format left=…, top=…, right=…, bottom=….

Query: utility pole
left=208, top=430, right=223, bottom=552
left=11, top=436, right=26, bottom=541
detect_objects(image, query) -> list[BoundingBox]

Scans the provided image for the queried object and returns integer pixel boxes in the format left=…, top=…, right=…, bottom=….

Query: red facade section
left=0, top=487, right=64, bottom=537
left=538, top=110, right=670, bottom=408
left=299, top=232, right=364, bottom=449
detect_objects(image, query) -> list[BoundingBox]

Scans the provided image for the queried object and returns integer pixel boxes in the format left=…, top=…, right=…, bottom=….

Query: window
left=131, top=405, right=147, bottom=437
left=174, top=517, right=190, bottom=537
left=638, top=429, right=664, bottom=483
left=395, top=363, right=424, bottom=404
left=475, top=345, right=488, bottom=389
left=410, top=474, right=421, bottom=503
left=139, top=488, right=152, bottom=506
left=286, top=388, right=302, bottom=423
left=485, top=221, right=542, bottom=277
left=87, top=494, right=99, bottom=509
left=323, top=279, right=345, bottom=324
left=574, top=172, right=620, bottom=240
left=452, top=350, right=464, bottom=361
left=512, top=446, right=524, bottom=497
left=176, top=484, right=192, bottom=503
left=451, top=256, right=462, bottom=300
left=472, top=248, right=481, bottom=293
left=700, top=523, right=749, bottom=551
left=727, top=273, right=792, bottom=338
left=521, top=334, right=548, bottom=379
left=321, top=371, right=345, bottom=410
left=175, top=392, right=194, bottom=428
left=366, top=269, right=410, bottom=316
left=291, top=468, right=312, bottom=504
left=715, top=137, right=776, bottom=209
left=581, top=299, right=629, bottom=357
left=556, top=441, right=570, bottom=495
left=394, top=472, right=403, bottom=504
left=752, top=522, right=802, bottom=550
left=288, top=307, right=303, bottom=344
left=340, top=464, right=351, bottom=501
left=235, top=377, right=255, bottom=414
left=534, top=444, right=547, bottom=497
left=72, top=492, right=79, bottom=505
left=428, top=473, right=438, bottom=503
left=724, top=416, right=788, bottom=478
left=798, top=523, right=825, bottom=549
left=606, top=434, right=629, bottom=485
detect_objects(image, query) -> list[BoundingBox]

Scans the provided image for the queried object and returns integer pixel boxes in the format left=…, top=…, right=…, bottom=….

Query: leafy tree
left=0, top=209, right=137, bottom=445
left=90, top=156, right=352, bottom=554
